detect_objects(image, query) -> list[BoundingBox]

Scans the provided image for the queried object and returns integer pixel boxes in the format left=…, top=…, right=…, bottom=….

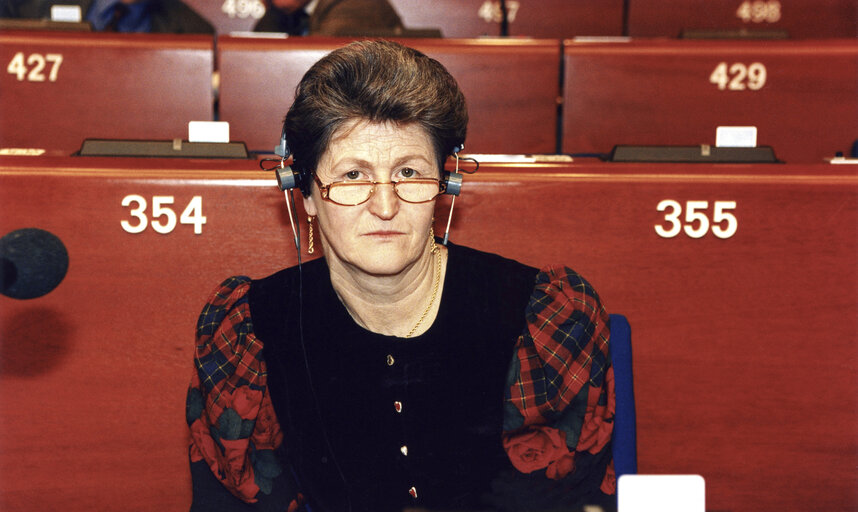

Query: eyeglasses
left=314, top=174, right=446, bottom=206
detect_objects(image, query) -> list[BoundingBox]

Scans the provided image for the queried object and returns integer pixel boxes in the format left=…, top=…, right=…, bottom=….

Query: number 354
left=655, top=200, right=738, bottom=239
left=121, top=195, right=206, bottom=234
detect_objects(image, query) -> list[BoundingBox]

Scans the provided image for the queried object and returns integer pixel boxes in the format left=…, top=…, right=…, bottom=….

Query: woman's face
left=303, top=120, right=440, bottom=277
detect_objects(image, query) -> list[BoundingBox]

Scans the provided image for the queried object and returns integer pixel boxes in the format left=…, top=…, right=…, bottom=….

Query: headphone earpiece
left=274, top=127, right=302, bottom=192
left=442, top=143, right=465, bottom=196
left=275, top=162, right=300, bottom=191
left=272, top=127, right=303, bottom=251
left=442, top=170, right=462, bottom=196
left=440, top=143, right=468, bottom=246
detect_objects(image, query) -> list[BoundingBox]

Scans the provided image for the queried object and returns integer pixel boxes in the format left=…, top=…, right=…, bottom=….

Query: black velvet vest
left=249, top=243, right=538, bottom=512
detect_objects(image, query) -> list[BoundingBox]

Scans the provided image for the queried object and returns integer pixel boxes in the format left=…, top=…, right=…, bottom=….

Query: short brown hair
left=283, top=40, right=468, bottom=195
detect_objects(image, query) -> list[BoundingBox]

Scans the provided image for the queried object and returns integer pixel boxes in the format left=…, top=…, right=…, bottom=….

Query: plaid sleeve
left=502, top=266, right=616, bottom=495
left=185, top=277, right=302, bottom=506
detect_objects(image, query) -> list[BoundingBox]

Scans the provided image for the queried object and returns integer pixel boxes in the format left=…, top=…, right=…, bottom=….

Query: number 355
left=655, top=200, right=738, bottom=239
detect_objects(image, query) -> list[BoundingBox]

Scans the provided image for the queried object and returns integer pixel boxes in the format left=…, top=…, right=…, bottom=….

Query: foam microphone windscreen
left=0, top=228, right=69, bottom=300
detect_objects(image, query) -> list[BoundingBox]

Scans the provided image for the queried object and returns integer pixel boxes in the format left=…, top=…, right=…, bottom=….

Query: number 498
left=655, top=200, right=738, bottom=239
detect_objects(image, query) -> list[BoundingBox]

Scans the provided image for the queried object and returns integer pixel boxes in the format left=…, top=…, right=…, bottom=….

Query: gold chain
left=406, top=235, right=441, bottom=338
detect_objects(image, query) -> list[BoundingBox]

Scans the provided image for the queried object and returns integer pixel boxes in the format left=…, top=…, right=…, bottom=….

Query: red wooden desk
left=562, top=38, right=858, bottom=163
left=0, top=155, right=855, bottom=511
left=388, top=0, right=624, bottom=38
left=627, top=0, right=858, bottom=38
left=0, top=32, right=214, bottom=157
left=218, top=36, right=562, bottom=155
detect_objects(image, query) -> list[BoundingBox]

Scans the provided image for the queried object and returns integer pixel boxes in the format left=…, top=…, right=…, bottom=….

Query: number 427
left=7, top=52, right=63, bottom=82
left=655, top=200, right=738, bottom=239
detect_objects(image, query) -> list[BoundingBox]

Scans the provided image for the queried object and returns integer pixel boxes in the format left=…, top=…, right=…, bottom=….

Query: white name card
left=188, top=121, right=230, bottom=143
left=716, top=126, right=757, bottom=147
left=618, top=474, right=706, bottom=512
left=50, top=5, right=82, bottom=22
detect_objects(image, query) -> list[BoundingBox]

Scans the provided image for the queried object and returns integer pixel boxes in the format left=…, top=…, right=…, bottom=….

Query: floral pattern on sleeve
left=503, top=266, right=616, bottom=495
left=186, top=276, right=301, bottom=505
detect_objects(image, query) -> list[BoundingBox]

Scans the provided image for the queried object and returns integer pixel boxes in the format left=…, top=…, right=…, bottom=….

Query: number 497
left=655, top=200, right=738, bottom=239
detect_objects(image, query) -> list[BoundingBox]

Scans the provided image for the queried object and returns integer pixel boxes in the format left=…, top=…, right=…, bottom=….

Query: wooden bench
left=0, top=31, right=215, bottom=156
left=1, top=155, right=855, bottom=511
left=217, top=36, right=562, bottom=154
left=561, top=38, right=858, bottom=163
left=627, top=0, right=858, bottom=38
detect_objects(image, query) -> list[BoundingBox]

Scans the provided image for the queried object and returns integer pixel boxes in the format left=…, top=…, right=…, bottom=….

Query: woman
left=187, top=40, right=616, bottom=512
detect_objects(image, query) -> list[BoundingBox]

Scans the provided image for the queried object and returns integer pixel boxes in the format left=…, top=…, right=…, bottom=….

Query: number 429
left=655, top=200, right=738, bottom=239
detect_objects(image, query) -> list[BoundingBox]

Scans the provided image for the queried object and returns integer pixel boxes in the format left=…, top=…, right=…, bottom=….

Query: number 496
left=655, top=200, right=738, bottom=239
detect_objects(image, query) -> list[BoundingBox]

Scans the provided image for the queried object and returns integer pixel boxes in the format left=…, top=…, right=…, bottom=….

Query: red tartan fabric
left=186, top=277, right=286, bottom=503
left=503, top=266, right=616, bottom=494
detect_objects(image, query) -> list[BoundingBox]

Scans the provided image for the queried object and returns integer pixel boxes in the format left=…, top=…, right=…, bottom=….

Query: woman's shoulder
left=447, top=243, right=602, bottom=304
left=249, top=258, right=328, bottom=297
left=529, top=264, right=605, bottom=315
left=522, top=264, right=609, bottom=369
left=507, top=262, right=611, bottom=421
left=247, top=258, right=328, bottom=342
left=193, top=276, right=265, bottom=399
left=448, top=242, right=537, bottom=274
left=446, top=243, right=539, bottom=299
left=196, top=275, right=253, bottom=339
left=196, top=258, right=330, bottom=345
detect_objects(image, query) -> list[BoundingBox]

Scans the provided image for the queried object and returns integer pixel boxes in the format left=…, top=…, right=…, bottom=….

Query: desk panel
left=389, top=0, right=623, bottom=38
left=218, top=36, right=561, bottom=155
left=0, top=156, right=855, bottom=511
left=0, top=32, right=214, bottom=156
left=628, top=0, right=858, bottom=38
left=562, top=39, right=858, bottom=163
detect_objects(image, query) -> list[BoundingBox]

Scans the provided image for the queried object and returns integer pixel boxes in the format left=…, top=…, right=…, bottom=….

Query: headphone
left=271, top=128, right=467, bottom=249
left=273, top=127, right=302, bottom=193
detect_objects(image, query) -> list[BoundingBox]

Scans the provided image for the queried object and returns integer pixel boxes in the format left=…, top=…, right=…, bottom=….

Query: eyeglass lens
left=327, top=180, right=440, bottom=205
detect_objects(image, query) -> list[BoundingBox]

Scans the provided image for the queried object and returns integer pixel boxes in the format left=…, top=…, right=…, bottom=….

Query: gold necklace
left=406, top=244, right=442, bottom=338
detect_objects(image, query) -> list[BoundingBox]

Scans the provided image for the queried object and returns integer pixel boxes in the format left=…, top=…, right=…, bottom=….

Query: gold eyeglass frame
left=313, top=174, right=448, bottom=206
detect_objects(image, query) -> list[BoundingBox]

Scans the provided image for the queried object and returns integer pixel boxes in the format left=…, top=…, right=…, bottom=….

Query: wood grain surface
left=562, top=39, right=858, bottom=164
left=627, top=0, right=858, bottom=38
left=217, top=36, right=562, bottom=155
left=0, top=32, right=215, bottom=157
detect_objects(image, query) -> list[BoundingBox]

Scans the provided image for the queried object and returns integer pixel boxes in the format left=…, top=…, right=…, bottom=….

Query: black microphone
left=0, top=228, right=69, bottom=300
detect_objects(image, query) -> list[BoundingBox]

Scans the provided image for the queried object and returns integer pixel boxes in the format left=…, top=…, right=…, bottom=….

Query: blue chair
left=610, top=314, right=638, bottom=478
